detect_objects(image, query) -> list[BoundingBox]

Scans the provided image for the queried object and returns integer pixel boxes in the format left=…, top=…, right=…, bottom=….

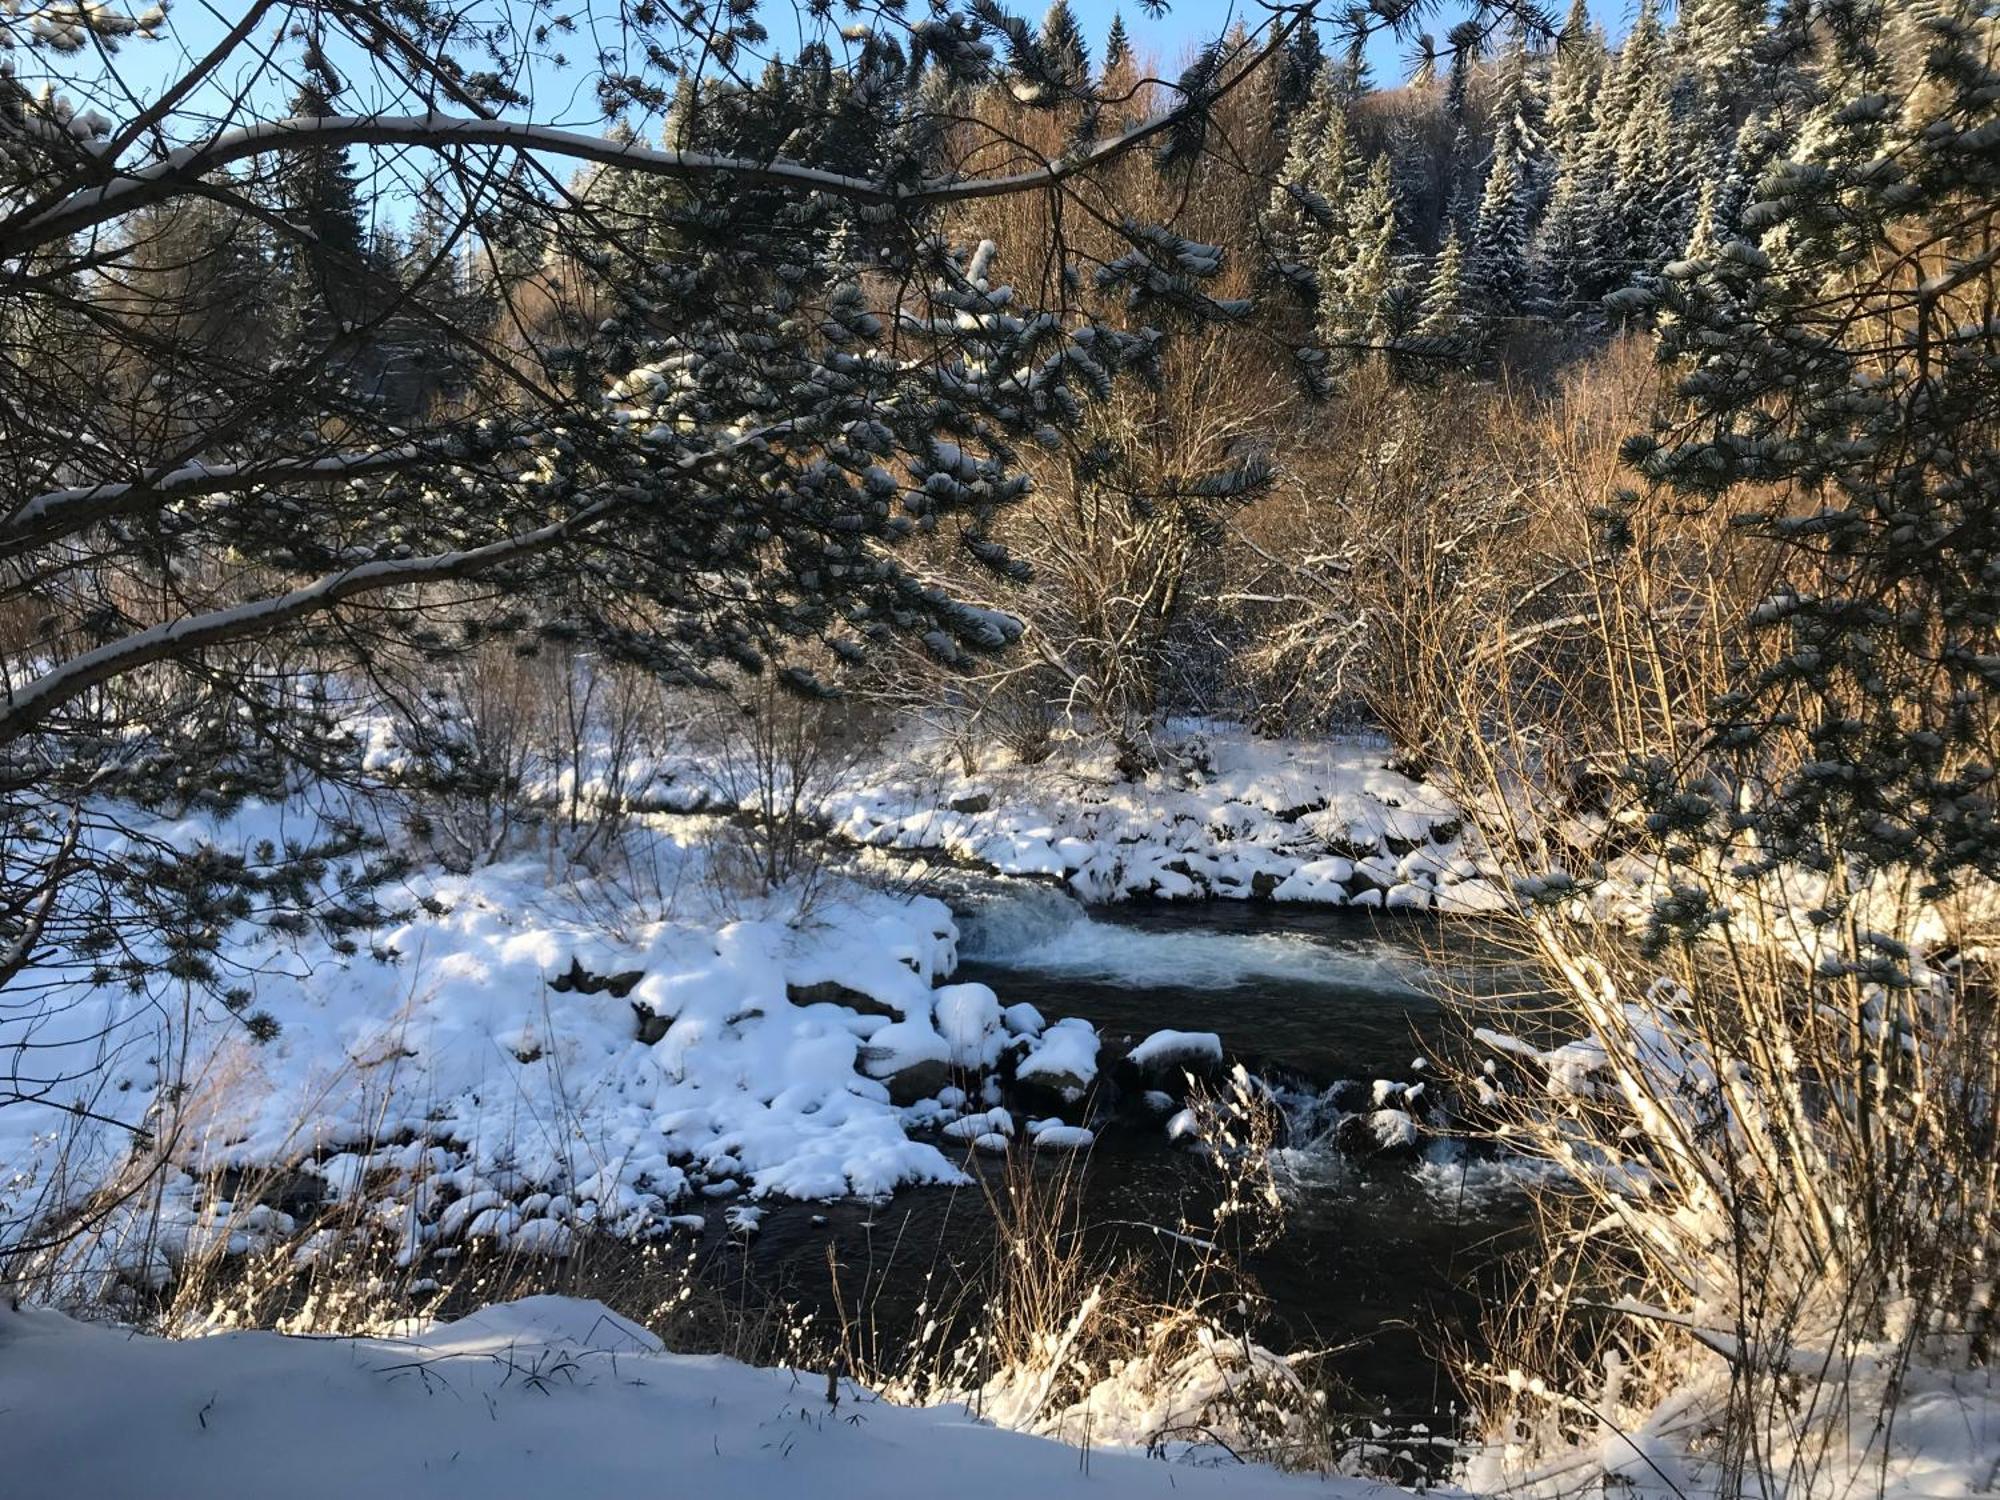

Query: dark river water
left=713, top=889, right=1547, bottom=1430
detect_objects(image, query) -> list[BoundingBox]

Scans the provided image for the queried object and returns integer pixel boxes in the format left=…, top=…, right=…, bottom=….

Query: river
left=722, top=886, right=1545, bottom=1433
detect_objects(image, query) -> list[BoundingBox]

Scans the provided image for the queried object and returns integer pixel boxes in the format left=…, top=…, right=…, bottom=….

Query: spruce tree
left=1544, top=0, right=1606, bottom=165
left=1263, top=65, right=1363, bottom=306
left=1416, top=225, right=1471, bottom=342
left=1274, top=16, right=1323, bottom=123
left=1438, top=23, right=1486, bottom=235
left=1038, top=1, right=1091, bottom=93
left=1472, top=32, right=1548, bottom=315
left=1676, top=0, right=1766, bottom=111
left=1600, top=0, right=1684, bottom=296
left=1102, top=11, right=1131, bottom=77
left=1469, top=125, right=1531, bottom=318
left=1535, top=4, right=1612, bottom=314
left=1317, top=154, right=1401, bottom=363
left=265, top=76, right=373, bottom=342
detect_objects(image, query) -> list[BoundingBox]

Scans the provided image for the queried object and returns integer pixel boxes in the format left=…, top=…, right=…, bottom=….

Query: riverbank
left=3, top=798, right=1518, bottom=1318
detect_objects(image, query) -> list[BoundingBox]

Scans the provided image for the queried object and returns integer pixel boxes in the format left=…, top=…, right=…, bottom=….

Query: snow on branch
left=1, top=443, right=484, bottom=551
left=0, top=506, right=600, bottom=746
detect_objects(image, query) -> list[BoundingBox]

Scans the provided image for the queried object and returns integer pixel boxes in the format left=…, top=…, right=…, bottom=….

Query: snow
left=1015, top=1017, right=1100, bottom=1100
left=818, top=727, right=1479, bottom=907
left=1361, top=1109, right=1419, bottom=1152
left=0, top=1296, right=1355, bottom=1500
left=932, top=982, right=1005, bottom=1068
left=0, top=792, right=1002, bottom=1275
left=940, top=1107, right=1013, bottom=1141
left=1001, top=1001, right=1046, bottom=1036
left=1127, top=1029, right=1224, bottom=1071
left=1026, top=1120, right=1095, bottom=1151
left=857, top=1018, right=952, bottom=1077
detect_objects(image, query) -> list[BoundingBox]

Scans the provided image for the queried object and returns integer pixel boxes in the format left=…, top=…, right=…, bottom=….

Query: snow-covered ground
left=0, top=1294, right=1370, bottom=1500
left=4, top=722, right=1517, bottom=1286
left=819, top=728, right=1508, bottom=912
left=0, top=789, right=1130, bottom=1279
left=8, top=716, right=1996, bottom=1499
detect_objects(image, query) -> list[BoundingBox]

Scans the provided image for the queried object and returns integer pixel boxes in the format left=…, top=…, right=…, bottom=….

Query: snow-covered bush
left=1458, top=904, right=1997, bottom=1499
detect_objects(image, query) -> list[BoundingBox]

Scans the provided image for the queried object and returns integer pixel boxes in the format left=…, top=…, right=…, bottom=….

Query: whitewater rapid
left=954, top=885, right=1427, bottom=996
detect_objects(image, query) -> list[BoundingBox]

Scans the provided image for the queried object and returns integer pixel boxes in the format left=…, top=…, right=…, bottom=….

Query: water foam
left=956, top=886, right=1426, bottom=995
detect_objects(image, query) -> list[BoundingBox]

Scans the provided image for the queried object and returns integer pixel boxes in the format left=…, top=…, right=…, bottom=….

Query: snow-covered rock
left=932, top=982, right=1005, bottom=1069
left=1125, top=1029, right=1223, bottom=1076
left=1336, top=1107, right=1421, bottom=1160
left=941, top=1108, right=1014, bottom=1142
left=1028, top=1119, right=1095, bottom=1151
left=858, top=1020, right=953, bottom=1104
left=1014, top=1017, right=1100, bottom=1106
left=813, top=729, right=1474, bottom=907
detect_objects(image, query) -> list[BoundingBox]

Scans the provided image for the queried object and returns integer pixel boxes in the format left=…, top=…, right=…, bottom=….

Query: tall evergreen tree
left=1545, top=0, right=1606, bottom=163
left=1534, top=0, right=1610, bottom=311
left=1317, top=154, right=1401, bottom=362
left=1599, top=0, right=1687, bottom=296
left=1274, top=16, right=1323, bottom=124
left=1677, top=0, right=1766, bottom=110
left=1628, top=0, right=2000, bottom=892
left=1469, top=122, right=1532, bottom=317
left=1264, top=65, right=1364, bottom=305
left=1416, top=224, right=1471, bottom=342
left=1038, top=1, right=1090, bottom=93
left=1102, top=11, right=1131, bottom=77
left=1489, top=32, right=1552, bottom=213
left=265, top=76, right=372, bottom=342
left=1439, top=21, right=1486, bottom=232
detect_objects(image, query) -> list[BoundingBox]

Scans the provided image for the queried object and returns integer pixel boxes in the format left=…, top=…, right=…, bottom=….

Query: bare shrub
left=1228, top=338, right=1687, bottom=758
left=694, top=670, right=883, bottom=912
left=842, top=1071, right=1339, bottom=1472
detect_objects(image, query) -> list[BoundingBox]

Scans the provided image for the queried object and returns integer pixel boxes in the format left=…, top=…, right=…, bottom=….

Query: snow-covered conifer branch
left=1, top=442, right=502, bottom=553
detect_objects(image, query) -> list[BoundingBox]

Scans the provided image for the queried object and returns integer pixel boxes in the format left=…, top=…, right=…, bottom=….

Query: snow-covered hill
left=0, top=1294, right=1375, bottom=1500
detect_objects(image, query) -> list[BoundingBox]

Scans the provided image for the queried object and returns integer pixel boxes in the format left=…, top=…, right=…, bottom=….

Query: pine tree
left=1038, top=1, right=1090, bottom=93
left=1438, top=23, right=1485, bottom=234
left=1274, top=17, right=1322, bottom=124
left=1335, top=27, right=1371, bottom=101
left=1470, top=124, right=1531, bottom=318
left=1102, top=11, right=1130, bottom=78
left=1317, top=154, right=1401, bottom=363
left=265, top=76, right=373, bottom=341
left=1489, top=32, right=1552, bottom=214
left=1264, top=65, right=1363, bottom=305
left=1676, top=0, right=1766, bottom=111
left=1533, top=0, right=1610, bottom=313
left=1385, top=116, right=1436, bottom=246
left=581, top=120, right=678, bottom=272
left=1599, top=0, right=1686, bottom=296
left=1443, top=23, right=1478, bottom=128
left=1627, top=2, right=2000, bottom=891
left=1545, top=0, right=1606, bottom=164
left=1416, top=225, right=1470, bottom=340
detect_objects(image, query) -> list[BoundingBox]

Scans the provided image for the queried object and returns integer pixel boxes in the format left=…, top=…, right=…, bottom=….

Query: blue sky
left=84, top=0, right=1644, bottom=130
left=59, top=0, right=1641, bottom=231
